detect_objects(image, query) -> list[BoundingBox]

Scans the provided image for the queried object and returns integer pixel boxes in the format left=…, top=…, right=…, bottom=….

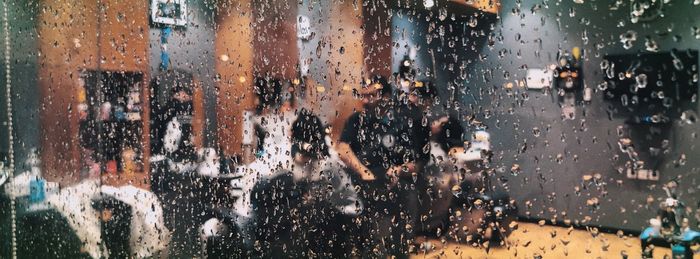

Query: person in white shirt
left=228, top=109, right=362, bottom=257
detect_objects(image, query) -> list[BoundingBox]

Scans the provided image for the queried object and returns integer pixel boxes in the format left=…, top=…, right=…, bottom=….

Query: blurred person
left=161, top=84, right=197, bottom=173
left=256, top=110, right=362, bottom=257
left=241, top=75, right=298, bottom=167
left=407, top=81, right=513, bottom=247
left=226, top=75, right=302, bottom=246
left=227, top=109, right=362, bottom=257
left=337, top=75, right=430, bottom=258
left=9, top=177, right=173, bottom=259
left=95, top=185, right=172, bottom=258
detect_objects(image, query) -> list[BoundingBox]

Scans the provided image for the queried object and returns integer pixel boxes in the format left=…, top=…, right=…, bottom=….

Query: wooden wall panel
left=323, top=0, right=365, bottom=139
left=99, top=0, right=150, bottom=72
left=251, top=0, right=298, bottom=79
left=363, top=0, right=393, bottom=78
left=38, top=0, right=98, bottom=185
left=192, top=83, right=205, bottom=149
left=215, top=0, right=254, bottom=157
left=38, top=0, right=149, bottom=186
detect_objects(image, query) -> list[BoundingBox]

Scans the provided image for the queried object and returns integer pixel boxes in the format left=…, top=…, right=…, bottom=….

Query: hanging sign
left=297, top=15, right=312, bottom=40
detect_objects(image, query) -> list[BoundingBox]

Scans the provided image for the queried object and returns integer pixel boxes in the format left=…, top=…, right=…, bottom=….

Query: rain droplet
left=619, top=30, right=637, bottom=50
left=597, top=81, right=609, bottom=91
left=635, top=74, right=648, bottom=88
left=645, top=38, right=659, bottom=52
left=438, top=8, right=447, bottom=21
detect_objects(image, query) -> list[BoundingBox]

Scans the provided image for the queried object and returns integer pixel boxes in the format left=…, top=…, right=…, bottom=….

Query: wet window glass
left=1, top=0, right=699, bottom=258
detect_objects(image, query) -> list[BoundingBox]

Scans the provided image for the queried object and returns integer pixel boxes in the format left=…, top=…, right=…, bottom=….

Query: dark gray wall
left=0, top=0, right=40, bottom=173
left=471, top=1, right=700, bottom=230
left=149, top=0, right=217, bottom=147
left=392, top=5, right=497, bottom=115
left=392, top=1, right=700, bottom=231
left=1, top=1, right=40, bottom=257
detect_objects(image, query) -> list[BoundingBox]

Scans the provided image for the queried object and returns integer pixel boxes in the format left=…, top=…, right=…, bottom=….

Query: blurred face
left=294, top=152, right=313, bottom=165
left=408, top=91, right=421, bottom=105
left=173, top=90, right=192, bottom=102
left=356, top=84, right=384, bottom=108
left=99, top=208, right=113, bottom=222
left=398, top=78, right=411, bottom=93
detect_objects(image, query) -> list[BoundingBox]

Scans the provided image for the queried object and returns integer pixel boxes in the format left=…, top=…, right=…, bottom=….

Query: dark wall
left=469, top=1, right=700, bottom=230
left=391, top=1, right=700, bottom=231
left=0, top=0, right=40, bottom=173
left=392, top=4, right=497, bottom=115
left=1, top=1, right=40, bottom=257
left=149, top=0, right=217, bottom=147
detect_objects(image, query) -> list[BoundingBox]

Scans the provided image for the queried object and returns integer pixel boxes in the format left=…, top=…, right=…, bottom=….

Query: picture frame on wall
left=151, top=0, right=187, bottom=27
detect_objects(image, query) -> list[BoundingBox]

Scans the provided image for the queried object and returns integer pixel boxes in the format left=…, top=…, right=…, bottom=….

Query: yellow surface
left=449, top=0, right=501, bottom=14
left=415, top=222, right=677, bottom=259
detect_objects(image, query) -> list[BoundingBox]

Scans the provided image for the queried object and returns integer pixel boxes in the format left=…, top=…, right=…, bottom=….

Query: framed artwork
left=151, top=0, right=187, bottom=26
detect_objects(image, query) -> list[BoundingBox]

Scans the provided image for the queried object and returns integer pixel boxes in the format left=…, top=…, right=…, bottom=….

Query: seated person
left=279, top=109, right=362, bottom=257
left=241, top=75, right=298, bottom=167
left=228, top=76, right=300, bottom=241
left=161, top=84, right=197, bottom=174
left=230, top=109, right=362, bottom=257
left=430, top=117, right=492, bottom=168
left=288, top=109, right=363, bottom=217
left=337, top=75, right=430, bottom=257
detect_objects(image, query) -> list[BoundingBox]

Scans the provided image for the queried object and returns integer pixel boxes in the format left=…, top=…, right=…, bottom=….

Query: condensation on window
left=1, top=0, right=699, bottom=258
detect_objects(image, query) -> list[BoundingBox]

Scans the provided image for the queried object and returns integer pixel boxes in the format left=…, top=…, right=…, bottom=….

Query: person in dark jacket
left=337, top=75, right=430, bottom=258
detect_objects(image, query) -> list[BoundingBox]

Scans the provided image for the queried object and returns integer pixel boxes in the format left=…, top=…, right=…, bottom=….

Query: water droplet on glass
left=619, top=30, right=637, bottom=49
left=438, top=8, right=447, bottom=21
left=451, top=185, right=462, bottom=197
left=645, top=38, right=659, bottom=52
left=681, top=110, right=698, bottom=124
left=606, top=63, right=616, bottom=79
left=468, top=16, right=478, bottom=28
left=635, top=74, right=648, bottom=89
left=692, top=26, right=700, bottom=39
left=597, top=81, right=608, bottom=91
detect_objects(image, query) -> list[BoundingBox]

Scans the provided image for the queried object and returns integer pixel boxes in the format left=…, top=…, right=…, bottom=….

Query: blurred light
left=572, top=47, right=581, bottom=60
left=423, top=0, right=435, bottom=8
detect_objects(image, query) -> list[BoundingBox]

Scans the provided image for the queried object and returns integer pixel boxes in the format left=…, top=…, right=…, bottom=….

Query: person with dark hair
left=229, top=75, right=310, bottom=250
left=286, top=110, right=363, bottom=257
left=337, top=75, right=429, bottom=258
left=92, top=196, right=132, bottom=259
left=290, top=109, right=329, bottom=161
left=162, top=83, right=197, bottom=173
left=241, top=75, right=297, bottom=164
left=230, top=109, right=362, bottom=257
left=253, top=76, right=283, bottom=114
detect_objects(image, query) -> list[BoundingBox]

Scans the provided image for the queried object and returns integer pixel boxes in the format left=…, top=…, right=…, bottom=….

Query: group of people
left=151, top=66, right=498, bottom=257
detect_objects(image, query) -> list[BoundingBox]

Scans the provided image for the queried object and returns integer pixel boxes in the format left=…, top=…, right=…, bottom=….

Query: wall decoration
left=151, top=0, right=187, bottom=26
